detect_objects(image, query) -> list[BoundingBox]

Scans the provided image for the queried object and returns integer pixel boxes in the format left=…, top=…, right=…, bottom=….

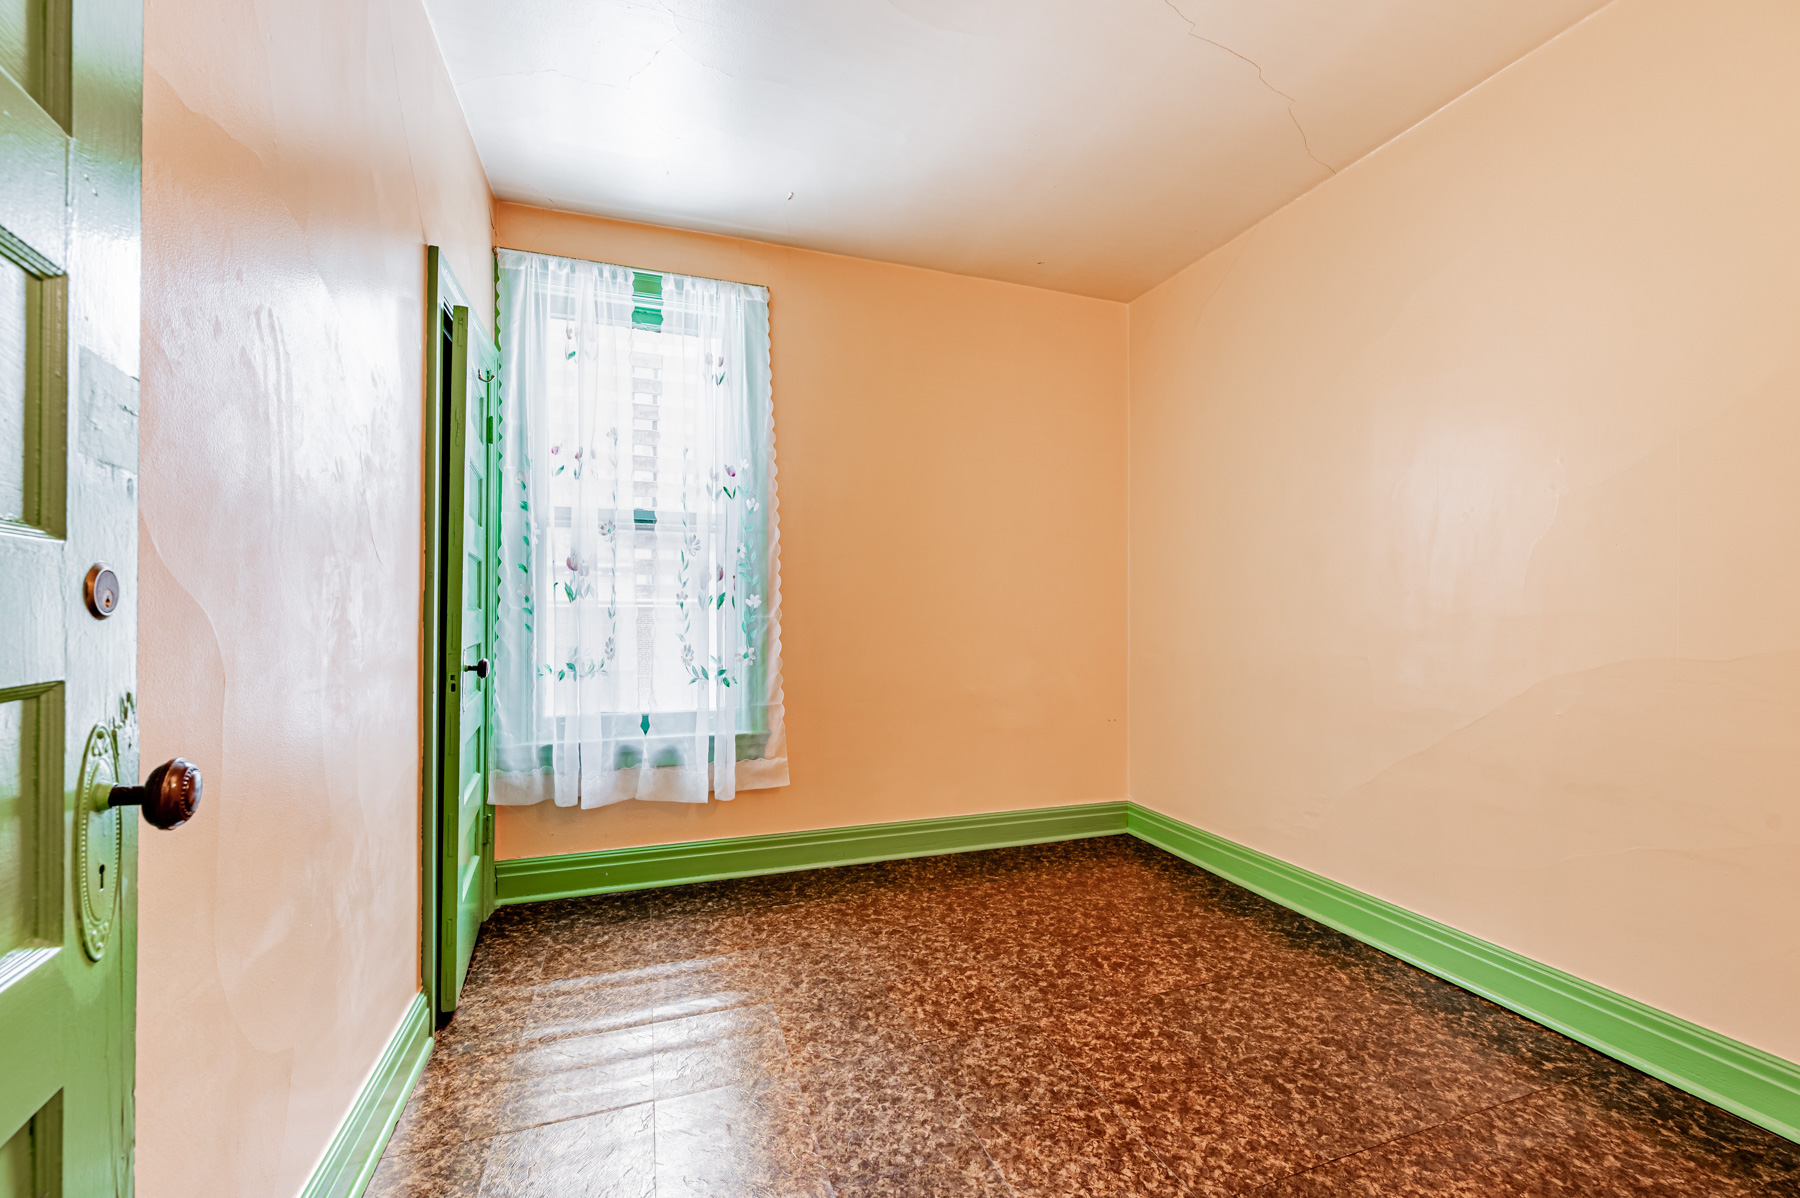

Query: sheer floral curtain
left=490, top=249, right=786, bottom=808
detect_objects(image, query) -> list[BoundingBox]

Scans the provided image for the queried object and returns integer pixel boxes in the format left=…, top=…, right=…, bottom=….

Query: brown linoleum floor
left=369, top=836, right=1800, bottom=1196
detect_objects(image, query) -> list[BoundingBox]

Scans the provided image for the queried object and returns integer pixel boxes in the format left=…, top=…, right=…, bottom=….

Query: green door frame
left=421, top=247, right=497, bottom=1021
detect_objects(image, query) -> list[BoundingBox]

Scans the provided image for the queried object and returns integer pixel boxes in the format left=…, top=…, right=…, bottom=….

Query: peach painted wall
left=137, top=0, right=492, bottom=1193
left=491, top=204, right=1128, bottom=859
left=1129, top=0, right=1800, bottom=1064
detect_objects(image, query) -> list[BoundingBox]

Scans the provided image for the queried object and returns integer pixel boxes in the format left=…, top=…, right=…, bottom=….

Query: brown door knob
left=463, top=658, right=489, bottom=679
left=110, top=758, right=203, bottom=830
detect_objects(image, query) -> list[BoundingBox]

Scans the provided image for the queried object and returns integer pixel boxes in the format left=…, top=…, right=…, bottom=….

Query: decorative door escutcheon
left=76, top=722, right=123, bottom=960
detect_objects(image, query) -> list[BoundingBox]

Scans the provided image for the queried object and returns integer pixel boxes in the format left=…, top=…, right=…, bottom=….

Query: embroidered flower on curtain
left=490, top=249, right=787, bottom=809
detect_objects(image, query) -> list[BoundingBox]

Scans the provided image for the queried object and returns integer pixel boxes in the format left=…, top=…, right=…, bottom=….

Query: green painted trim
left=421, top=246, right=458, bottom=1020
left=493, top=802, right=1130, bottom=904
left=424, top=248, right=500, bottom=1022
left=1125, top=803, right=1800, bottom=1145
left=298, top=991, right=433, bottom=1198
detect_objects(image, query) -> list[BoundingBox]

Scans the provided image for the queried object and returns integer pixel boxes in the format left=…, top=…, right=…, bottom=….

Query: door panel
left=0, top=254, right=30, bottom=519
left=0, top=686, right=53, bottom=959
left=437, top=303, right=496, bottom=1014
left=0, top=0, right=141, bottom=1190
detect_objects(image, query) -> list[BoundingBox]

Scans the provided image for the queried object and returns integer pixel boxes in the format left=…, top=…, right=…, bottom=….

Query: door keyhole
left=99, top=864, right=105, bottom=889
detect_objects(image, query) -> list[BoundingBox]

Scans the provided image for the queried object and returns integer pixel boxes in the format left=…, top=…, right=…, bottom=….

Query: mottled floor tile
left=590, top=876, right=794, bottom=921
left=573, top=868, right=898, bottom=925
left=962, top=836, right=1143, bottom=884
left=872, top=850, right=1019, bottom=894
left=832, top=1151, right=1015, bottom=1197
left=367, top=1139, right=492, bottom=1198
left=650, top=1002, right=792, bottom=1100
left=1151, top=969, right=1421, bottom=1086
left=518, top=948, right=786, bottom=1044
left=797, top=1041, right=988, bottom=1183
left=977, top=1104, right=1186, bottom=1198
left=484, top=899, right=593, bottom=939
left=774, top=988, right=922, bottom=1068
left=375, top=841, right=1800, bottom=1198
left=1105, top=1062, right=1324, bottom=1196
left=385, top=1050, right=513, bottom=1155
left=755, top=943, right=894, bottom=1010
left=1041, top=993, right=1212, bottom=1102
left=881, top=949, right=1039, bottom=1040
left=1261, top=1077, right=1800, bottom=1198
left=1570, top=1059, right=1800, bottom=1192
left=463, top=925, right=550, bottom=991
left=435, top=987, right=531, bottom=1062
left=737, top=861, right=926, bottom=909
left=1152, top=977, right=1441, bottom=1161
left=1376, top=1005, right=1578, bottom=1127
left=654, top=1079, right=831, bottom=1198
left=541, top=916, right=725, bottom=982
left=649, top=951, right=777, bottom=1021
left=995, top=934, right=1201, bottom=1016
left=924, top=1020, right=1100, bottom=1126
left=478, top=1104, right=656, bottom=1198
left=499, top=1023, right=656, bottom=1131
left=1052, top=967, right=1511, bottom=1169
left=1256, top=1061, right=1438, bottom=1164
left=712, top=896, right=891, bottom=956
left=1151, top=965, right=1582, bottom=1155
left=1392, top=979, right=1598, bottom=1087
left=523, top=967, right=663, bottom=1043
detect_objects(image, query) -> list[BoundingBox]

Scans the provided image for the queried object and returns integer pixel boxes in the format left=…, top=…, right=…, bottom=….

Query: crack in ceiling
left=1160, top=0, right=1337, bottom=175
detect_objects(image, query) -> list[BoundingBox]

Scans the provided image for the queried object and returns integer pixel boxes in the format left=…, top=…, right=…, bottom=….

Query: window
left=491, top=249, right=786, bottom=808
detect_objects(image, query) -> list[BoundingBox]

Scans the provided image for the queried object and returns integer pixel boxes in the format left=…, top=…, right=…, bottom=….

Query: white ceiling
left=425, top=0, right=1610, bottom=300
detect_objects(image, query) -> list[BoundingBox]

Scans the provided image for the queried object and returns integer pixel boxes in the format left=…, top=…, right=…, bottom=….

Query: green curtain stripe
left=491, top=801, right=1800, bottom=1145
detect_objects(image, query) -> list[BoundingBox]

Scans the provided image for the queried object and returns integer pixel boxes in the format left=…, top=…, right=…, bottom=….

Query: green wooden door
left=0, top=0, right=145, bottom=1192
left=437, top=304, right=496, bottom=1014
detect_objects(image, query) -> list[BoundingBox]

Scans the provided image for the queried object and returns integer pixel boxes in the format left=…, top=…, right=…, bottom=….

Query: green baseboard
left=1125, top=803, right=1800, bottom=1145
left=494, top=801, right=1130, bottom=904
left=298, top=991, right=434, bottom=1198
